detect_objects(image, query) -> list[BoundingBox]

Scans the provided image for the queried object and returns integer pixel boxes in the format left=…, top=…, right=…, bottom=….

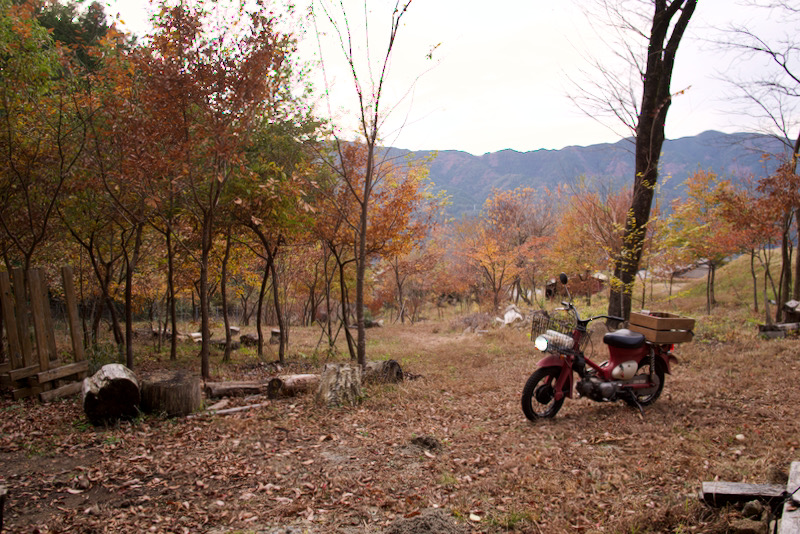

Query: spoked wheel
left=623, top=359, right=666, bottom=407
left=521, top=366, right=566, bottom=421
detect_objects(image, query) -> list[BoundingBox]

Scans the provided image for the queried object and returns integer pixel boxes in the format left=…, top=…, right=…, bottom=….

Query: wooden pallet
left=701, top=461, right=800, bottom=534
left=629, top=311, right=695, bottom=343
left=0, top=266, right=86, bottom=402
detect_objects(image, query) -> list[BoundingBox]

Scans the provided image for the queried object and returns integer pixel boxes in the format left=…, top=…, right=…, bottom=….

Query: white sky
left=104, top=0, right=783, bottom=156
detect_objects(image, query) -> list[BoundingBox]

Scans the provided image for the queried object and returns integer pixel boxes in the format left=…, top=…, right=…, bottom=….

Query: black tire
left=623, top=358, right=666, bottom=407
left=521, top=366, right=566, bottom=421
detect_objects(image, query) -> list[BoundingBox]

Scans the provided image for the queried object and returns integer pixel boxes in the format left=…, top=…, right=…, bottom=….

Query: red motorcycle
left=521, top=273, right=678, bottom=421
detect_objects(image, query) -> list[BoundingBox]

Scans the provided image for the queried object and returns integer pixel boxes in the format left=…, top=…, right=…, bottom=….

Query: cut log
left=315, top=363, right=362, bottom=407
left=270, top=328, right=281, bottom=345
left=140, top=370, right=202, bottom=417
left=700, top=481, right=785, bottom=507
left=204, top=381, right=267, bottom=398
left=81, top=364, right=140, bottom=426
left=206, top=399, right=230, bottom=412
left=267, top=374, right=320, bottom=399
left=364, top=359, right=403, bottom=384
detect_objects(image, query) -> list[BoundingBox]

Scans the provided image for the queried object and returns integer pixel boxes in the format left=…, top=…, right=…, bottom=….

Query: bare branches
left=715, top=1, right=800, bottom=150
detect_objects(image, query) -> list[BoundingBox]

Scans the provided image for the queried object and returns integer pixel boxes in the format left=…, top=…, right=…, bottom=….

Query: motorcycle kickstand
left=625, top=391, right=645, bottom=418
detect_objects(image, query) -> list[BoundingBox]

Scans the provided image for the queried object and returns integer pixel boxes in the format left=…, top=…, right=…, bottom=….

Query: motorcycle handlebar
left=553, top=303, right=623, bottom=325
left=589, top=314, right=624, bottom=323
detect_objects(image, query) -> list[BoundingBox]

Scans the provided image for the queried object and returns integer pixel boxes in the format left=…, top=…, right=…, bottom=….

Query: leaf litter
left=0, top=324, right=798, bottom=533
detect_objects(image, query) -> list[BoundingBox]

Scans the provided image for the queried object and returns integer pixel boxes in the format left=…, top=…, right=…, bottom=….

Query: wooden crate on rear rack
left=629, top=312, right=695, bottom=343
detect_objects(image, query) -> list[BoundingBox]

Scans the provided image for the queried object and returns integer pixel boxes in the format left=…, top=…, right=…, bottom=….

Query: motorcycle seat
left=603, top=328, right=646, bottom=349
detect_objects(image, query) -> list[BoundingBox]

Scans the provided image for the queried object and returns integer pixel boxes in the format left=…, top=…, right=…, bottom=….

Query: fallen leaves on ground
left=0, top=323, right=798, bottom=533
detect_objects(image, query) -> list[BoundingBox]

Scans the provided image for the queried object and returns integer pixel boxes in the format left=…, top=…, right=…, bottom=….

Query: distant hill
left=388, top=131, right=788, bottom=216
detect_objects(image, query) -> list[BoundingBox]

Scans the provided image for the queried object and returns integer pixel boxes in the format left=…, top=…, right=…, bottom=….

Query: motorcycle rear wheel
left=521, top=366, right=565, bottom=421
left=622, top=359, right=665, bottom=407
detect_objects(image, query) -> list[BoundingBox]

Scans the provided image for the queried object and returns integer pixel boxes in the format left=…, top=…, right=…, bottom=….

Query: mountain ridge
left=386, top=131, right=787, bottom=215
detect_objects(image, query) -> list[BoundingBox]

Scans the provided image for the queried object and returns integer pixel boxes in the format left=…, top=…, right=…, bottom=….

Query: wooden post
left=782, top=462, right=800, bottom=534
left=0, top=272, right=23, bottom=369
left=12, top=268, right=33, bottom=367
left=37, top=268, right=58, bottom=363
left=27, top=269, right=51, bottom=376
left=61, top=266, right=85, bottom=364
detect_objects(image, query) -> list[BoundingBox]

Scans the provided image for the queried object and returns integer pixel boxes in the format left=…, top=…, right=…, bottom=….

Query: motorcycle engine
left=576, top=376, right=617, bottom=401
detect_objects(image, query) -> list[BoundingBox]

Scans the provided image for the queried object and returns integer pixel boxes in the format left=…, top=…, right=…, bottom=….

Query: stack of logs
left=81, top=359, right=406, bottom=423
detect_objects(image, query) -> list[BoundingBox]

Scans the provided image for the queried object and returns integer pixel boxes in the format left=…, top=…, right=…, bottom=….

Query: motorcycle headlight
left=534, top=335, right=549, bottom=352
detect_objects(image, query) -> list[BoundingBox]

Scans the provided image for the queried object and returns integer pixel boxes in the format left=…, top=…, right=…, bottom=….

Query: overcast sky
left=105, top=0, right=786, bottom=156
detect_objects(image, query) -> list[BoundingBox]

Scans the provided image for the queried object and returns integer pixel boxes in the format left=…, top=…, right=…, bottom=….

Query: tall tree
left=312, top=0, right=414, bottom=367
left=0, top=0, right=85, bottom=270
left=666, top=170, right=741, bottom=314
left=143, top=0, right=286, bottom=379
left=717, top=1, right=800, bottom=303
left=571, top=0, right=697, bottom=320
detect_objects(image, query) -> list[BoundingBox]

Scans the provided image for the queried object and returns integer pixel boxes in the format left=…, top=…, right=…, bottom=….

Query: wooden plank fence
left=701, top=461, right=800, bottom=534
left=0, top=266, right=86, bottom=402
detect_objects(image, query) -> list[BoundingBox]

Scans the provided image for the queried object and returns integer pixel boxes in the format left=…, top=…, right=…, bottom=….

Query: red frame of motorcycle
left=536, top=338, right=676, bottom=401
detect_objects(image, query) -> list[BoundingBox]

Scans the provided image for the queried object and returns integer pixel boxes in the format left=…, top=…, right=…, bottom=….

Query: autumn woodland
left=1, top=0, right=800, bottom=533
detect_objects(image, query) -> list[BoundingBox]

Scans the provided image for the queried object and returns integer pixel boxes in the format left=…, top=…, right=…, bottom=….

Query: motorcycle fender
left=536, top=355, right=573, bottom=399
left=655, top=352, right=678, bottom=374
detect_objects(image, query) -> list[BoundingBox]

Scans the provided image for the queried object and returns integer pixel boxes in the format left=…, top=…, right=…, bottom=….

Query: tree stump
left=240, top=334, right=258, bottom=347
left=270, top=329, right=281, bottom=345
left=267, top=374, right=320, bottom=399
left=211, top=339, right=241, bottom=351
left=81, top=364, right=140, bottom=426
left=364, top=359, right=403, bottom=384
left=140, top=370, right=202, bottom=416
left=315, top=363, right=362, bottom=407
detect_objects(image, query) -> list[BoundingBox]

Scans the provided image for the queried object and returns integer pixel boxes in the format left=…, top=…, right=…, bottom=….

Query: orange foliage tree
left=716, top=176, right=782, bottom=314
left=666, top=170, right=743, bottom=313
left=134, top=0, right=287, bottom=378
left=550, top=183, right=631, bottom=303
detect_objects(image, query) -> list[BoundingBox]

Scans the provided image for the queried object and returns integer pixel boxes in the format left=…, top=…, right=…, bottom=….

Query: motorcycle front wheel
left=521, top=366, right=566, bottom=421
left=622, top=359, right=665, bottom=407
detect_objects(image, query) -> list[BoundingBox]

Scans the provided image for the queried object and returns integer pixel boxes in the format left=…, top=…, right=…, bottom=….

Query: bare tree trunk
left=256, top=263, right=269, bottom=359
left=356, top=194, right=369, bottom=367
left=221, top=227, right=233, bottom=363
left=166, top=220, right=177, bottom=361
left=778, top=210, right=792, bottom=322
left=122, top=223, right=143, bottom=370
left=267, top=247, right=285, bottom=364
left=608, top=0, right=697, bottom=321
left=200, top=211, right=213, bottom=381
left=794, top=208, right=800, bottom=301
left=750, top=249, right=759, bottom=312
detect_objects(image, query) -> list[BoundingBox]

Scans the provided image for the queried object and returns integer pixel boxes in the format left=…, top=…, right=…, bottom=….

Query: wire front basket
left=530, top=311, right=589, bottom=353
